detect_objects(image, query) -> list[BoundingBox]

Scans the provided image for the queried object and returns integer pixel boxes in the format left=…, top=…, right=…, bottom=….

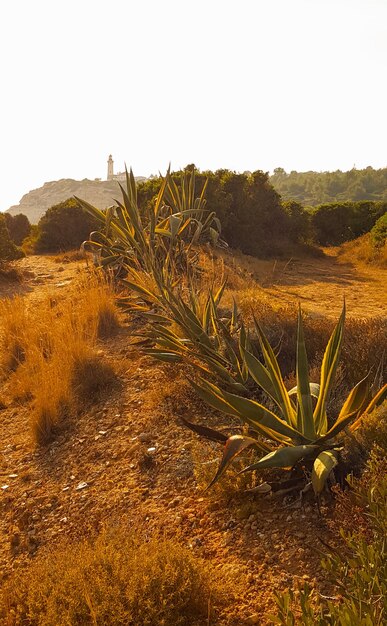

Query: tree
left=34, top=198, right=99, bottom=252
left=0, top=215, right=24, bottom=261
left=4, top=213, right=31, bottom=245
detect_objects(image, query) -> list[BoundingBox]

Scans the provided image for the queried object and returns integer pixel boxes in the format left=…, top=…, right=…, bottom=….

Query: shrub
left=370, top=211, right=387, bottom=248
left=34, top=198, right=99, bottom=253
left=137, top=167, right=300, bottom=257
left=311, top=201, right=386, bottom=246
left=4, top=213, right=31, bottom=245
left=0, top=530, right=238, bottom=625
left=0, top=214, right=24, bottom=261
left=271, top=451, right=387, bottom=625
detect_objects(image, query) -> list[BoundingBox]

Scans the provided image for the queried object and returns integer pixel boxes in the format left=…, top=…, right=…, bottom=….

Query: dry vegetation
left=1, top=529, right=242, bottom=626
left=0, top=272, right=120, bottom=444
left=338, top=233, right=387, bottom=268
left=0, top=246, right=385, bottom=625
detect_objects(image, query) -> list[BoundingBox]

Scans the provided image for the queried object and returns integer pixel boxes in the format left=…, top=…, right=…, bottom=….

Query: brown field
left=0, top=249, right=385, bottom=624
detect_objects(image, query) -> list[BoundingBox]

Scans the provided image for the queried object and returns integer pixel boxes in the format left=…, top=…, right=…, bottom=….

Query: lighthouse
left=107, top=155, right=114, bottom=180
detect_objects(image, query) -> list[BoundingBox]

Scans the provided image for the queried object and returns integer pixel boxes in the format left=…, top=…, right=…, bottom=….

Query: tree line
left=2, top=167, right=386, bottom=257
left=270, top=166, right=387, bottom=206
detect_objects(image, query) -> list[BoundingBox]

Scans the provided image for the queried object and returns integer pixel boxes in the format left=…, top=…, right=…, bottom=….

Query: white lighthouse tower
left=107, top=154, right=114, bottom=180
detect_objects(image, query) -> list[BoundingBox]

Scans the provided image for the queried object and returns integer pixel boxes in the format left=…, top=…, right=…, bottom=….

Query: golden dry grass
left=0, top=528, right=241, bottom=626
left=338, top=234, right=387, bottom=268
left=0, top=272, right=120, bottom=444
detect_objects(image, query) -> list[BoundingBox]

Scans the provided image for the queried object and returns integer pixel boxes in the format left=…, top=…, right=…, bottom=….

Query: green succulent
left=77, top=166, right=225, bottom=277
left=185, top=304, right=386, bottom=494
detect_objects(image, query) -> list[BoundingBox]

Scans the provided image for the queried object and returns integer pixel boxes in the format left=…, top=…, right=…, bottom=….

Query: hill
left=5, top=176, right=147, bottom=224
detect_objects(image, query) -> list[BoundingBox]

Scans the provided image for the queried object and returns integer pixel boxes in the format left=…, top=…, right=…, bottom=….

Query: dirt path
left=224, top=247, right=386, bottom=319
left=0, top=253, right=374, bottom=624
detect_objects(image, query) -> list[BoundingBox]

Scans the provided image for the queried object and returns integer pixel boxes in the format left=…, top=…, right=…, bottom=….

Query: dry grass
left=0, top=272, right=120, bottom=444
left=53, top=249, right=87, bottom=264
left=0, top=528, right=241, bottom=626
left=339, top=233, right=387, bottom=268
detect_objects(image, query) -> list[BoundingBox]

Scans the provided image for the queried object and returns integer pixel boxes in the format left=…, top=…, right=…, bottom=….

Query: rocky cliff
left=6, top=177, right=147, bottom=224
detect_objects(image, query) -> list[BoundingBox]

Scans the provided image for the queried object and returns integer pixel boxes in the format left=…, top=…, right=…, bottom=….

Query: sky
left=1, top=0, right=386, bottom=211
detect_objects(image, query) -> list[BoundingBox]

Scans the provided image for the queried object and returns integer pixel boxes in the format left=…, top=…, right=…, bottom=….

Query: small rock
left=76, top=482, right=88, bottom=491
left=246, top=613, right=260, bottom=624
left=138, top=432, right=153, bottom=443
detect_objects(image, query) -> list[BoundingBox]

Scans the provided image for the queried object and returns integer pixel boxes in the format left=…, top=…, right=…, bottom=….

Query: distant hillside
left=270, top=166, right=387, bottom=206
left=6, top=177, right=147, bottom=224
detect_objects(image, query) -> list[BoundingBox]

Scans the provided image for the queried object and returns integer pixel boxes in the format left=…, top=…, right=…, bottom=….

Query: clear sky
left=1, top=0, right=386, bottom=211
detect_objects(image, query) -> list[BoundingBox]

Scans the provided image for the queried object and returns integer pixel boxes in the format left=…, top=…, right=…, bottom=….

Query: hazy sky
left=1, top=0, right=386, bottom=210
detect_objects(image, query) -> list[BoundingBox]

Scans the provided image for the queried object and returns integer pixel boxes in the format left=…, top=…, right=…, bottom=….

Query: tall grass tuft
left=0, top=272, right=120, bottom=444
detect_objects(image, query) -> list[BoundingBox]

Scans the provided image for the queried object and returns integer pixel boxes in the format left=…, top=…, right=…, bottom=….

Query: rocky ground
left=0, top=252, right=378, bottom=624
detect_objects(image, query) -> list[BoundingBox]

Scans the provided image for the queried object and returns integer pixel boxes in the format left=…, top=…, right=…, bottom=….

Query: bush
left=0, top=530, right=237, bottom=625
left=137, top=167, right=300, bottom=257
left=4, top=213, right=31, bottom=245
left=311, top=201, right=386, bottom=246
left=271, top=449, right=387, bottom=625
left=370, top=211, right=387, bottom=248
left=34, top=198, right=99, bottom=253
left=0, top=214, right=24, bottom=261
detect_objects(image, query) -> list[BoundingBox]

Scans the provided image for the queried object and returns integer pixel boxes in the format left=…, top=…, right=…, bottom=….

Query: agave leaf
left=207, top=435, right=260, bottom=488
left=195, top=379, right=307, bottom=443
left=143, top=349, right=182, bottom=362
left=169, top=214, right=183, bottom=239
left=241, top=346, right=278, bottom=406
left=213, top=281, right=226, bottom=306
left=189, top=378, right=243, bottom=418
left=74, top=196, right=107, bottom=222
left=337, top=374, right=370, bottom=422
left=313, top=303, right=345, bottom=435
left=241, top=444, right=319, bottom=472
left=317, top=376, right=373, bottom=443
left=311, top=450, right=339, bottom=495
left=350, top=383, right=387, bottom=432
left=288, top=383, right=320, bottom=399
left=296, top=306, right=316, bottom=439
left=180, top=416, right=228, bottom=443
left=253, top=317, right=297, bottom=427
left=122, top=280, right=158, bottom=301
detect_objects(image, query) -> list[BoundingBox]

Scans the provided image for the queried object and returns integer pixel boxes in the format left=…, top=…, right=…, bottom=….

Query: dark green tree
left=0, top=215, right=24, bottom=261
left=34, top=198, right=99, bottom=252
left=311, top=201, right=387, bottom=246
left=4, top=213, right=31, bottom=246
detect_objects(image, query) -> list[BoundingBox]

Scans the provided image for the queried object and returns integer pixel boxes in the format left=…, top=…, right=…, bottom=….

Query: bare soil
left=0, top=251, right=384, bottom=624
left=222, top=246, right=387, bottom=319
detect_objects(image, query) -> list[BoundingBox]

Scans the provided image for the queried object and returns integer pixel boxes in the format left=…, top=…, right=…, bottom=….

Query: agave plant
left=77, top=166, right=225, bottom=277
left=184, top=304, right=387, bottom=494
left=120, top=264, right=250, bottom=392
